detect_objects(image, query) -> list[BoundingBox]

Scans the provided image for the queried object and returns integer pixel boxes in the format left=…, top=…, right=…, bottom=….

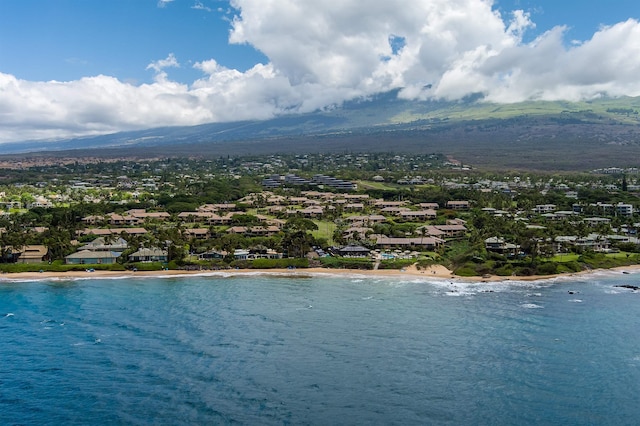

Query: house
left=374, top=200, right=408, bottom=208
left=234, top=249, right=250, bottom=260
left=16, top=245, right=49, bottom=264
left=380, top=206, right=411, bottom=215
left=199, top=250, right=227, bottom=260
left=418, top=203, right=440, bottom=210
left=399, top=210, right=438, bottom=221
left=485, top=237, right=519, bottom=255
left=336, top=245, right=371, bottom=257
left=583, top=217, right=612, bottom=227
left=419, top=225, right=446, bottom=237
left=79, top=237, right=129, bottom=252
left=183, top=228, right=211, bottom=239
left=616, top=203, right=634, bottom=217
left=533, top=204, right=556, bottom=214
left=226, top=226, right=280, bottom=237
left=79, top=228, right=147, bottom=236
left=554, top=234, right=610, bottom=252
left=128, top=248, right=168, bottom=263
left=247, top=248, right=283, bottom=259
left=178, top=212, right=217, bottom=222
left=347, top=215, right=387, bottom=226
left=434, top=224, right=467, bottom=238
left=81, top=215, right=105, bottom=225
left=345, top=203, right=365, bottom=212
left=446, top=201, right=470, bottom=210
left=299, top=207, right=324, bottom=217
left=374, top=236, right=444, bottom=250
left=65, top=250, right=121, bottom=265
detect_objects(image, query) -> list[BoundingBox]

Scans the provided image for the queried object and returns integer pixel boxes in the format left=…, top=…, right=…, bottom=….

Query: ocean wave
left=520, top=303, right=544, bottom=309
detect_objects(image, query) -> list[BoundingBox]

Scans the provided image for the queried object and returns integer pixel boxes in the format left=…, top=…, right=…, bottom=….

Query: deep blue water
left=1, top=270, right=639, bottom=425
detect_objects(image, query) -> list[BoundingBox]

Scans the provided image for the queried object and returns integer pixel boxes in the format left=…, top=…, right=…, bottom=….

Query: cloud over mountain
left=1, top=0, right=640, bottom=143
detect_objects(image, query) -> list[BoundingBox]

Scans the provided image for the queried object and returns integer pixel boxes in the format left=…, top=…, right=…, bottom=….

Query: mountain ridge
left=2, top=94, right=640, bottom=170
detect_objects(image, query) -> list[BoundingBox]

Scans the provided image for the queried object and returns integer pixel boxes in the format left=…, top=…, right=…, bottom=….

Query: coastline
left=2, top=263, right=639, bottom=283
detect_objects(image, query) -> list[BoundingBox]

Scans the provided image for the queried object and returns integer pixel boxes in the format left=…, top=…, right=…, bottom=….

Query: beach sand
left=3, top=263, right=639, bottom=282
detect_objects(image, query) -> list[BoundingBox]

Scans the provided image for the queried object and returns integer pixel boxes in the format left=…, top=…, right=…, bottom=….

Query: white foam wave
left=295, top=305, right=313, bottom=310
left=569, top=299, right=583, bottom=303
left=520, top=303, right=544, bottom=309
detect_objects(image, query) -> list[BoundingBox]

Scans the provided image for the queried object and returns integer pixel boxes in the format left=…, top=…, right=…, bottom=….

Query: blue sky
left=0, top=0, right=266, bottom=84
left=1, top=0, right=639, bottom=143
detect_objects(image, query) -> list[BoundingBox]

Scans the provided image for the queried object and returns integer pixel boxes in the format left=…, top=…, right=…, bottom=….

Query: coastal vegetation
left=1, top=152, right=640, bottom=277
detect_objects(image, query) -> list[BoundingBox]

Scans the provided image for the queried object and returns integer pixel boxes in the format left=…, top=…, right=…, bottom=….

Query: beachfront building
left=78, top=237, right=129, bottom=252
left=65, top=250, right=121, bottom=265
left=15, top=245, right=49, bottom=264
left=374, top=236, right=444, bottom=250
left=485, top=237, right=519, bottom=256
left=128, top=248, right=168, bottom=263
left=335, top=245, right=371, bottom=257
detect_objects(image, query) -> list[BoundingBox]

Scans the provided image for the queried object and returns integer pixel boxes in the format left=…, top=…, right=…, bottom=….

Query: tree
left=283, top=217, right=318, bottom=232
left=0, top=219, right=27, bottom=262
left=282, top=217, right=318, bottom=258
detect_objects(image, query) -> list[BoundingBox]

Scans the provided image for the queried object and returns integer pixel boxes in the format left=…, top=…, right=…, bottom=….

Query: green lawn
left=312, top=220, right=337, bottom=245
left=549, top=254, right=580, bottom=263
left=355, top=180, right=399, bottom=191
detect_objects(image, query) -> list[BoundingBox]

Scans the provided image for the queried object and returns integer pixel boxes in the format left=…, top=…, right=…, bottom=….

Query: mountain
left=3, top=93, right=640, bottom=170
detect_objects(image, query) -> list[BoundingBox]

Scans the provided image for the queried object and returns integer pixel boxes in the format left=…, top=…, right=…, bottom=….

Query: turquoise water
left=1, top=271, right=639, bottom=425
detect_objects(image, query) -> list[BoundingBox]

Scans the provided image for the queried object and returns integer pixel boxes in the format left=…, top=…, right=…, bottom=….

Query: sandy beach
left=3, top=263, right=639, bottom=282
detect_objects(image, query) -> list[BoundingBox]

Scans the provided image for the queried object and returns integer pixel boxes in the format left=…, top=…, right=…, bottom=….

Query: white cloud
left=2, top=0, right=640, bottom=144
left=192, top=1, right=213, bottom=12
left=157, top=0, right=174, bottom=8
left=146, top=53, right=180, bottom=83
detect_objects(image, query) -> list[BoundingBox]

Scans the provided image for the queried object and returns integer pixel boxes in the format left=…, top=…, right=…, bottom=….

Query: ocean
left=1, top=270, right=639, bottom=425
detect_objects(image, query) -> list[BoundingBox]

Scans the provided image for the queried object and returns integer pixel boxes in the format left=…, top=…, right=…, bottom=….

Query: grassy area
left=549, top=254, right=580, bottom=262
left=355, top=180, right=399, bottom=191
left=312, top=220, right=337, bottom=244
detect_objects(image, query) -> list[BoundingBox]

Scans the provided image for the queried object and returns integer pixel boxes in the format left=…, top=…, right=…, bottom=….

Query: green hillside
left=388, top=97, right=640, bottom=126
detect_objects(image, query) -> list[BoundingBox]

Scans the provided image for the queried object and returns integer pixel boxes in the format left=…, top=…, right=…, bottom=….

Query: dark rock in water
left=614, top=284, right=640, bottom=291
left=568, top=291, right=579, bottom=294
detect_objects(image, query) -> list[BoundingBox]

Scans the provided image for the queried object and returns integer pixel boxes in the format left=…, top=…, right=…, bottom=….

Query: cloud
left=2, top=0, right=640, bottom=143
left=157, top=0, right=174, bottom=8
left=192, top=1, right=213, bottom=12
left=146, top=53, right=180, bottom=83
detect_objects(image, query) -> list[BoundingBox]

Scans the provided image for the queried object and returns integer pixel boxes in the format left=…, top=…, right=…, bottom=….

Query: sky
left=1, top=0, right=639, bottom=144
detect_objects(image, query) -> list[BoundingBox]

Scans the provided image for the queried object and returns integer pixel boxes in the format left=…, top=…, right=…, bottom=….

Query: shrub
left=454, top=263, right=479, bottom=277
left=128, top=262, right=165, bottom=271
left=535, top=262, right=558, bottom=275
left=319, top=257, right=374, bottom=270
left=556, top=261, right=582, bottom=273
left=249, top=258, right=309, bottom=269
left=513, top=266, right=535, bottom=276
left=495, top=265, right=513, bottom=276
left=378, top=259, right=416, bottom=270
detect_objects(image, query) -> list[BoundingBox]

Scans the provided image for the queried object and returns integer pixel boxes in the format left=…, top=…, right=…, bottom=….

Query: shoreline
left=2, top=263, right=639, bottom=283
